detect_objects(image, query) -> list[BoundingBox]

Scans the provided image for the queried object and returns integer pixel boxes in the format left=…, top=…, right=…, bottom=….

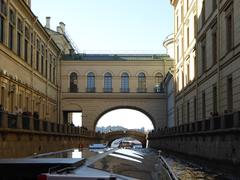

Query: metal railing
left=86, top=87, right=96, bottom=93
left=149, top=111, right=240, bottom=138
left=0, top=110, right=102, bottom=139
left=120, top=88, right=130, bottom=93
left=137, top=88, right=147, bottom=93
left=103, top=88, right=113, bottom=93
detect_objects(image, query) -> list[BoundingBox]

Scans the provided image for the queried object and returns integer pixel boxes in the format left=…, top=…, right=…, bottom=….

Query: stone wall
left=0, top=111, right=102, bottom=158
left=148, top=111, right=240, bottom=165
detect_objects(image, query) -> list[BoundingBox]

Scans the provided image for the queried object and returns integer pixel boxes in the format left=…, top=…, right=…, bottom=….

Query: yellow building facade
left=61, top=54, right=174, bottom=130
left=171, top=0, right=240, bottom=125
left=0, top=0, right=60, bottom=122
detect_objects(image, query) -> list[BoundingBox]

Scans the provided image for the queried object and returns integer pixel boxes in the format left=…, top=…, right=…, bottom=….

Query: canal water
left=33, top=148, right=173, bottom=180
left=32, top=148, right=239, bottom=179
left=163, top=153, right=239, bottom=180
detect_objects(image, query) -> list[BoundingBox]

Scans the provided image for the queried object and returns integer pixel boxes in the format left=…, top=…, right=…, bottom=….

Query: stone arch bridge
left=103, top=130, right=147, bottom=147
left=60, top=54, right=174, bottom=131
left=62, top=93, right=167, bottom=131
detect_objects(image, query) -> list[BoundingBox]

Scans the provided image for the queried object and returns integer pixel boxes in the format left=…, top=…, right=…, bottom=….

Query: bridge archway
left=104, top=130, right=147, bottom=147
left=94, top=106, right=156, bottom=131
left=62, top=92, right=167, bottom=131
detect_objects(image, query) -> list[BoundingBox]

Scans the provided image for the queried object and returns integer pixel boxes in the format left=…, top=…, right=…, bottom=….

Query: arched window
left=138, top=72, right=146, bottom=92
left=155, top=72, right=163, bottom=93
left=104, top=72, right=112, bottom=92
left=121, top=73, right=129, bottom=92
left=87, top=72, right=95, bottom=92
left=70, top=72, right=78, bottom=92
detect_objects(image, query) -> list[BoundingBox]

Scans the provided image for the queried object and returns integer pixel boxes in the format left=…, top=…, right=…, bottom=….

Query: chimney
left=46, top=17, right=51, bottom=29
left=59, top=22, right=65, bottom=34
left=57, top=26, right=62, bottom=34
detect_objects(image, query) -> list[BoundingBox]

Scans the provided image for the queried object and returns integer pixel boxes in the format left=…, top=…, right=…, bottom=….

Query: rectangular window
left=177, top=107, right=179, bottom=126
left=212, top=0, right=217, bottom=11
left=194, top=96, right=197, bottom=121
left=212, top=29, right=217, bottom=65
left=0, top=15, right=4, bottom=43
left=194, top=15, right=198, bottom=37
left=1, top=87, right=4, bottom=107
left=202, top=91, right=206, bottom=119
left=45, top=61, right=48, bottom=78
left=49, top=54, right=52, bottom=81
left=30, top=45, right=33, bottom=66
left=177, top=76, right=179, bottom=92
left=201, top=38, right=206, bottom=73
left=45, top=50, right=48, bottom=78
left=213, top=85, right=217, bottom=113
left=53, top=67, right=55, bottom=83
left=187, top=63, right=190, bottom=83
left=0, top=0, right=7, bottom=16
left=181, top=37, right=184, bottom=56
left=177, top=45, right=179, bottom=62
left=36, top=51, right=39, bottom=70
left=187, top=26, right=190, bottom=47
left=41, top=45, right=44, bottom=74
left=187, top=101, right=190, bottom=123
left=194, top=55, right=197, bottom=79
left=25, top=97, right=29, bottom=112
left=181, top=105, right=184, bottom=124
left=202, top=0, right=205, bottom=25
left=226, top=13, right=233, bottom=52
left=181, top=4, right=184, bottom=23
left=50, top=63, right=52, bottom=81
left=227, top=76, right=233, bottom=111
left=176, top=15, right=179, bottom=30
left=181, top=70, right=184, bottom=89
left=53, top=58, right=56, bottom=82
left=18, top=94, right=22, bottom=108
left=17, top=32, right=21, bottom=56
left=36, top=39, right=40, bottom=70
left=17, top=18, right=23, bottom=57
left=24, top=39, right=28, bottom=62
left=9, top=24, right=14, bottom=50
left=41, top=55, right=44, bottom=74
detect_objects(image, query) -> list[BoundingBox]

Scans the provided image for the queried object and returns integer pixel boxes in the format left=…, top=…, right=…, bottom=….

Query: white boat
left=89, top=143, right=107, bottom=149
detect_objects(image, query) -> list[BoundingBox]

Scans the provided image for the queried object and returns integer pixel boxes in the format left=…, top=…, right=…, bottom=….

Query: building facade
left=0, top=0, right=60, bottom=122
left=171, top=0, right=240, bottom=125
left=61, top=54, right=174, bottom=130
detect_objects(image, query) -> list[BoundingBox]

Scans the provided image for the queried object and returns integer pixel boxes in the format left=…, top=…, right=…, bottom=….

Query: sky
left=32, top=0, right=173, bottom=54
left=72, top=109, right=154, bottom=131
left=96, top=109, right=154, bottom=131
left=32, top=1, right=172, bottom=130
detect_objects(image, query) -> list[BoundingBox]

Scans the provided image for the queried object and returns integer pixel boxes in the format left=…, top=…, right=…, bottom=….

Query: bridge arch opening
left=95, top=107, right=155, bottom=133
left=111, top=137, right=142, bottom=148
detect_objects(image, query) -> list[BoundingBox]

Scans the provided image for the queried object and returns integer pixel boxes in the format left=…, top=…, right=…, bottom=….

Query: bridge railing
left=0, top=110, right=102, bottom=138
left=149, top=111, right=240, bottom=138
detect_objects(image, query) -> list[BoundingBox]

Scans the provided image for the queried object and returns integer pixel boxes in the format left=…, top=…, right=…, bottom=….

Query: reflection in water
left=89, top=149, right=172, bottom=180
left=109, top=153, right=142, bottom=163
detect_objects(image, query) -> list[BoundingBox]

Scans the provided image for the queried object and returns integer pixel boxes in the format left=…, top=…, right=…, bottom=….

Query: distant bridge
left=103, top=130, right=147, bottom=147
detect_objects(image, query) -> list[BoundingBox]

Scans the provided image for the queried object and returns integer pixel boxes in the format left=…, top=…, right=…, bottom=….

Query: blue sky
left=32, top=0, right=173, bottom=54
left=72, top=109, right=154, bottom=131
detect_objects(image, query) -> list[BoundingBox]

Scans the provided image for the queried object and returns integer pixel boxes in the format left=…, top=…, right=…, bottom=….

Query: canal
left=0, top=147, right=238, bottom=179
left=162, top=153, right=239, bottom=180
